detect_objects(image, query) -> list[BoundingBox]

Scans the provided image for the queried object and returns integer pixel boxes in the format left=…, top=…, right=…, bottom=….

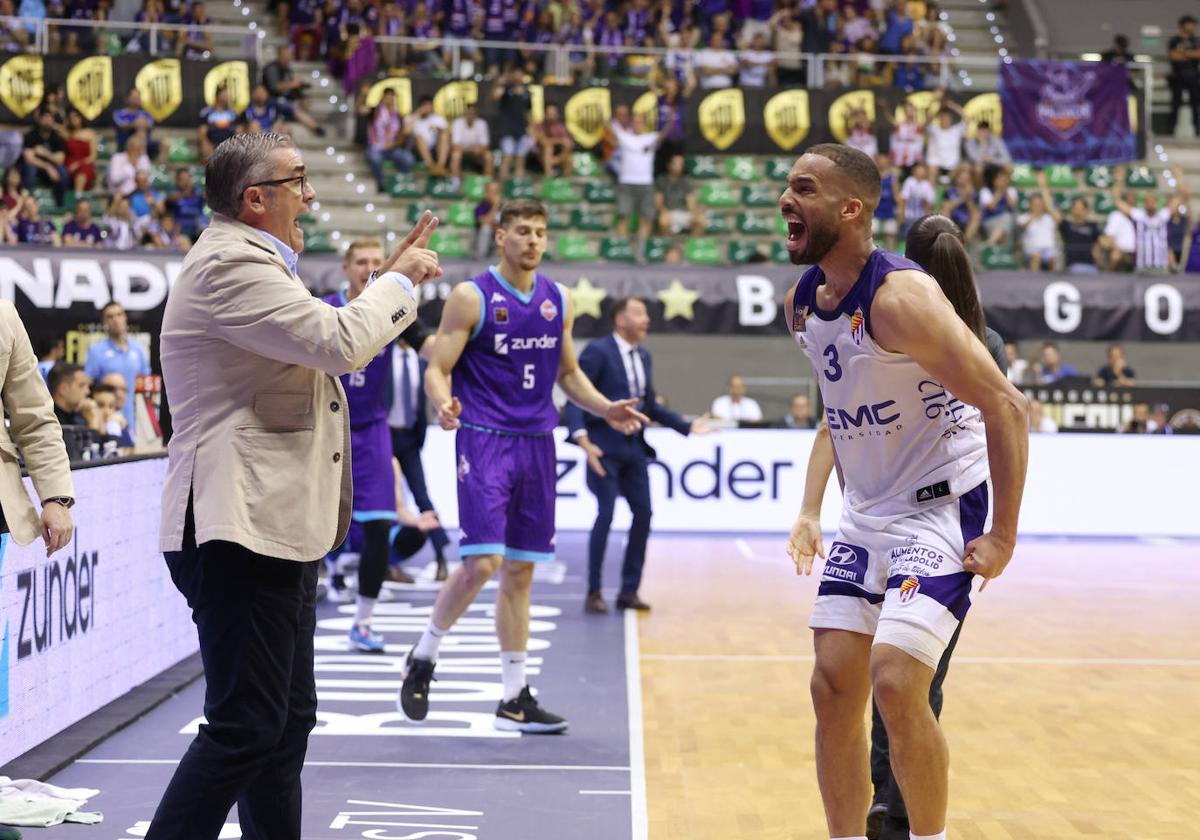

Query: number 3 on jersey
left=822, top=344, right=842, bottom=382
left=522, top=363, right=535, bottom=389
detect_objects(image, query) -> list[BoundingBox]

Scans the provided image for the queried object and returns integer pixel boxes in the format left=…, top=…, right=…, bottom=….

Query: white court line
left=734, top=538, right=755, bottom=560
left=640, top=654, right=1200, bottom=667
left=76, top=759, right=631, bottom=771
left=580, top=790, right=632, bottom=795
left=625, top=609, right=649, bottom=840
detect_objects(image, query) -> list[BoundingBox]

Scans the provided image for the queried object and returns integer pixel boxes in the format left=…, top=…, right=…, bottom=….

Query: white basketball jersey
left=792, top=250, right=989, bottom=519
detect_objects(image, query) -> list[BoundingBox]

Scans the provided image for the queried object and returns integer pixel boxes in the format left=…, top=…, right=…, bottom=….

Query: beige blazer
left=0, top=301, right=73, bottom=545
left=159, top=215, right=417, bottom=561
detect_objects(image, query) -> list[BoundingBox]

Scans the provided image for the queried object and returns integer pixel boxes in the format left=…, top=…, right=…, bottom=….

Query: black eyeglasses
left=244, top=174, right=309, bottom=194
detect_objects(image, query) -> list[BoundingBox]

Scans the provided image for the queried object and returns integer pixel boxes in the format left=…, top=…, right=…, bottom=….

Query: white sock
left=412, top=620, right=447, bottom=662
left=911, top=832, right=946, bottom=840
left=500, top=651, right=527, bottom=702
left=830, top=836, right=867, bottom=840
left=354, top=596, right=376, bottom=627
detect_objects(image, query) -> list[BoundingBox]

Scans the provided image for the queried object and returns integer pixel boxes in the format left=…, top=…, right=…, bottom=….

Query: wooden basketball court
left=637, top=534, right=1200, bottom=840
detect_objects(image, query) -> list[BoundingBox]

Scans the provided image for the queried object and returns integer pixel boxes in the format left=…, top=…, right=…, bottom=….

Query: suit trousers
left=391, top=427, right=449, bottom=553
left=869, top=620, right=964, bottom=839
left=586, top=448, right=652, bottom=595
left=147, top=503, right=318, bottom=840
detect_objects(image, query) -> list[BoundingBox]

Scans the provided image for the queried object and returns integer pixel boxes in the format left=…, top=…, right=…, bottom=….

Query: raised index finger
left=413, top=213, right=440, bottom=248
left=397, top=210, right=433, bottom=252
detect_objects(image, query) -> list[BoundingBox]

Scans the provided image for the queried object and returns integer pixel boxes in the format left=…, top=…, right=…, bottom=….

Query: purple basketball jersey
left=323, top=290, right=392, bottom=427
left=454, top=268, right=565, bottom=434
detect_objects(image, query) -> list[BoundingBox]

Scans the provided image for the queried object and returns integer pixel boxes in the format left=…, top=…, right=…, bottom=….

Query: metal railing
left=0, top=14, right=265, bottom=65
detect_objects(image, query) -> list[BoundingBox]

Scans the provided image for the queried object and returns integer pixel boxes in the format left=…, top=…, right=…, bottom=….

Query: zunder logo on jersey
left=849, top=306, right=865, bottom=345
left=540, top=299, right=558, bottom=321
left=494, top=333, right=509, bottom=355
left=898, top=575, right=921, bottom=604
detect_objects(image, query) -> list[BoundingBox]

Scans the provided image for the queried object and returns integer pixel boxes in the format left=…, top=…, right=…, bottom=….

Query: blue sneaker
left=349, top=623, right=385, bottom=653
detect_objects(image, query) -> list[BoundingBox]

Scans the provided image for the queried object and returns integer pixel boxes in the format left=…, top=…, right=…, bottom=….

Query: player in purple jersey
left=398, top=200, right=647, bottom=733
left=777, top=145, right=1028, bottom=840
left=321, top=238, right=440, bottom=653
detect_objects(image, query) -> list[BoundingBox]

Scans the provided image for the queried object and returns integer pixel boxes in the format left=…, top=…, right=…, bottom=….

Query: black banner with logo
left=1, top=249, right=1196, bottom=345
left=0, top=53, right=256, bottom=127
left=1020, top=380, right=1200, bottom=434
left=359, top=77, right=1147, bottom=158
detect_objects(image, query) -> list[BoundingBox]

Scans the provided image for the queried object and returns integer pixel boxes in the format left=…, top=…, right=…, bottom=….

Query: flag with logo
left=999, top=59, right=1135, bottom=165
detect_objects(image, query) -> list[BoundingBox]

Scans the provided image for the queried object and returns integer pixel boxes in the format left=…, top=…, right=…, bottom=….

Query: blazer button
left=332, top=452, right=341, bottom=463
left=330, top=401, right=340, bottom=412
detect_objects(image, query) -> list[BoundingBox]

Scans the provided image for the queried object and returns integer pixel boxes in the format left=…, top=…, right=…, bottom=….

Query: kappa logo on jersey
left=494, top=333, right=509, bottom=355
left=540, top=299, right=558, bottom=321
left=494, top=306, right=509, bottom=324
left=822, top=541, right=869, bottom=584
left=849, top=306, right=865, bottom=345
left=898, top=575, right=921, bottom=604
left=457, top=454, right=471, bottom=481
left=491, top=292, right=505, bottom=303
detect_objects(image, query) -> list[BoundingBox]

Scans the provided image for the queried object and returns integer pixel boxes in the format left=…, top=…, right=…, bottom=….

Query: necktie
left=400, top=348, right=415, bottom=428
left=629, top=348, right=642, bottom=403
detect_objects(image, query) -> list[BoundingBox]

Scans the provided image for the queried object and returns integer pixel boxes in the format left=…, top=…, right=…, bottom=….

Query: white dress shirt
left=612, top=331, right=646, bottom=402
left=710, top=394, right=763, bottom=422
left=387, top=342, right=421, bottom=429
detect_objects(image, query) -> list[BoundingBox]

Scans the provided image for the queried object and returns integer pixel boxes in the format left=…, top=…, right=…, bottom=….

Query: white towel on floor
left=0, top=776, right=103, bottom=827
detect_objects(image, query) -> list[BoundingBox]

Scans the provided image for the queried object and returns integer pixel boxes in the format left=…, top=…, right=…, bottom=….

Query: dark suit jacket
left=565, top=334, right=690, bottom=459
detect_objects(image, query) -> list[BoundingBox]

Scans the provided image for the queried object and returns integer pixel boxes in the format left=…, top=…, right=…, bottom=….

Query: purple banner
left=999, top=60, right=1136, bottom=165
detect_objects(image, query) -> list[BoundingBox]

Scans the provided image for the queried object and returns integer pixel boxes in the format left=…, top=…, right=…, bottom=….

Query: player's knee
left=499, top=560, right=534, bottom=590
left=809, top=660, right=858, bottom=714
left=869, top=646, right=929, bottom=719
left=464, top=554, right=502, bottom=581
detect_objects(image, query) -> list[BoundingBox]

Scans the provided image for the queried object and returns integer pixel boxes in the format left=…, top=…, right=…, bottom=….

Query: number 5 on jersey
left=523, top=363, right=535, bottom=389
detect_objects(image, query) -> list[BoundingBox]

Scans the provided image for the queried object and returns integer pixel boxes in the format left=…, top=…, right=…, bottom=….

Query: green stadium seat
left=684, top=237, right=722, bottom=265
left=428, top=177, right=463, bottom=199
left=429, top=230, right=469, bottom=258
left=572, top=153, right=601, bottom=177
left=572, top=208, right=609, bottom=231
left=304, top=230, right=335, bottom=253
left=33, top=189, right=60, bottom=214
left=542, top=178, right=578, bottom=204
left=773, top=213, right=789, bottom=236
left=981, top=244, right=1019, bottom=270
left=445, top=201, right=475, bottom=228
left=686, top=156, right=719, bottom=179
left=584, top=182, right=615, bottom=204
left=1053, top=191, right=1082, bottom=213
left=1017, top=191, right=1031, bottom=213
left=724, top=156, right=759, bottom=181
left=1125, top=166, right=1157, bottom=189
left=1085, top=165, right=1115, bottom=190
left=742, top=184, right=778, bottom=208
left=1094, top=192, right=1116, bottom=214
left=406, top=203, right=426, bottom=223
left=546, top=207, right=571, bottom=230
left=766, top=158, right=793, bottom=180
left=644, top=237, right=669, bottom=263
left=699, top=182, right=739, bottom=208
left=557, top=233, right=598, bottom=261
left=728, top=240, right=759, bottom=264
left=771, top=241, right=791, bottom=263
left=1045, top=165, right=1078, bottom=189
left=464, top=174, right=489, bottom=201
left=705, top=212, right=732, bottom=235
left=1010, top=164, right=1038, bottom=188
left=390, top=175, right=423, bottom=198
left=96, top=137, right=112, bottom=161
left=600, top=236, right=634, bottom=261
left=504, top=178, right=537, bottom=199
left=736, top=211, right=772, bottom=235
left=167, top=137, right=197, bottom=164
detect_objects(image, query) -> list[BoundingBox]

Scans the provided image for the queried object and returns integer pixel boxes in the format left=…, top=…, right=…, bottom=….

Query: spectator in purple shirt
left=14, top=195, right=60, bottom=246
left=651, top=73, right=693, bottom=174
left=176, top=0, right=214, bottom=59
left=241, top=85, right=281, bottom=133
left=62, top=199, right=102, bottom=247
left=112, top=87, right=160, bottom=158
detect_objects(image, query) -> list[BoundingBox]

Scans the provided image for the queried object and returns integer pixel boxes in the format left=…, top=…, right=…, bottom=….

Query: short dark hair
left=91, top=382, right=117, bottom=397
left=47, top=362, right=83, bottom=396
left=35, top=334, right=63, bottom=358
left=1042, top=341, right=1059, bottom=351
left=612, top=296, right=645, bottom=320
left=418, top=94, right=433, bottom=106
left=498, top=199, right=548, bottom=228
left=1182, top=15, right=1196, bottom=27
left=802, top=143, right=881, bottom=209
left=102, top=301, right=124, bottom=316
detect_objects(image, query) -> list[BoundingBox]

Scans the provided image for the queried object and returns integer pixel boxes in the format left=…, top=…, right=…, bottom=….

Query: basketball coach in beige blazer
left=147, top=133, right=442, bottom=840
left=0, top=300, right=74, bottom=554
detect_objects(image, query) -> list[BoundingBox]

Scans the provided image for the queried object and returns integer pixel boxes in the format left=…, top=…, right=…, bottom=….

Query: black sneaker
left=494, top=686, right=568, bottom=734
left=397, top=651, right=436, bottom=722
left=866, top=800, right=887, bottom=840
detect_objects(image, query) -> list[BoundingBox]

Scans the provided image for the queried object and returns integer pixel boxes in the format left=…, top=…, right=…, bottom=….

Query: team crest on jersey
left=494, top=306, right=509, bottom=323
left=457, top=454, right=471, bottom=481
left=792, top=304, right=809, bottom=333
left=898, top=575, right=921, bottom=604
left=849, top=306, right=865, bottom=345
left=540, top=299, right=558, bottom=321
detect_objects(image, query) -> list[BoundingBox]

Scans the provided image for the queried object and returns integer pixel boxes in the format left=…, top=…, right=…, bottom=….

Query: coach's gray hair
left=205, top=132, right=295, bottom=218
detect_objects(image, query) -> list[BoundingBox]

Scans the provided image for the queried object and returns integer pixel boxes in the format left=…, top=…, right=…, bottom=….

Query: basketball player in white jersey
left=778, top=144, right=1029, bottom=840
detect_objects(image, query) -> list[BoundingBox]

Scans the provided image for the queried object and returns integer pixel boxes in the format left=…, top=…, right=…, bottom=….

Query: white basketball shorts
left=809, top=480, right=992, bottom=669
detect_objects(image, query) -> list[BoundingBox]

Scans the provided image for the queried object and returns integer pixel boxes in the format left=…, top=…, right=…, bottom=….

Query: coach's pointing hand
left=385, top=211, right=444, bottom=285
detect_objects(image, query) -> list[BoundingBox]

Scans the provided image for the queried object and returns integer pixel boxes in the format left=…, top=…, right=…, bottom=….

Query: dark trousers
left=585, top=449, right=652, bottom=595
left=147, top=505, right=318, bottom=840
left=391, top=427, right=450, bottom=554
left=869, top=622, right=964, bottom=839
left=1169, top=74, right=1200, bottom=134
left=22, top=161, right=68, bottom=206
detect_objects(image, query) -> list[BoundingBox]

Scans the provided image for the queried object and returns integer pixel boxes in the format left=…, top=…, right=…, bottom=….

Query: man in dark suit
left=566, top=297, right=711, bottom=614
left=389, top=336, right=452, bottom=581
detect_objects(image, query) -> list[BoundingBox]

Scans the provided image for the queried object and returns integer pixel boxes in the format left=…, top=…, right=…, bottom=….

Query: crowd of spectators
left=277, top=0, right=956, bottom=89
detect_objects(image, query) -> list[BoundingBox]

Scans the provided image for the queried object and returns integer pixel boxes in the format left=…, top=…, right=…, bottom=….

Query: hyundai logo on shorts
left=826, top=542, right=867, bottom=566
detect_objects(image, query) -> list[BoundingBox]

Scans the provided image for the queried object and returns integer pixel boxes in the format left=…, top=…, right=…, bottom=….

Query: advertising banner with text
left=1, top=249, right=1197, bottom=344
